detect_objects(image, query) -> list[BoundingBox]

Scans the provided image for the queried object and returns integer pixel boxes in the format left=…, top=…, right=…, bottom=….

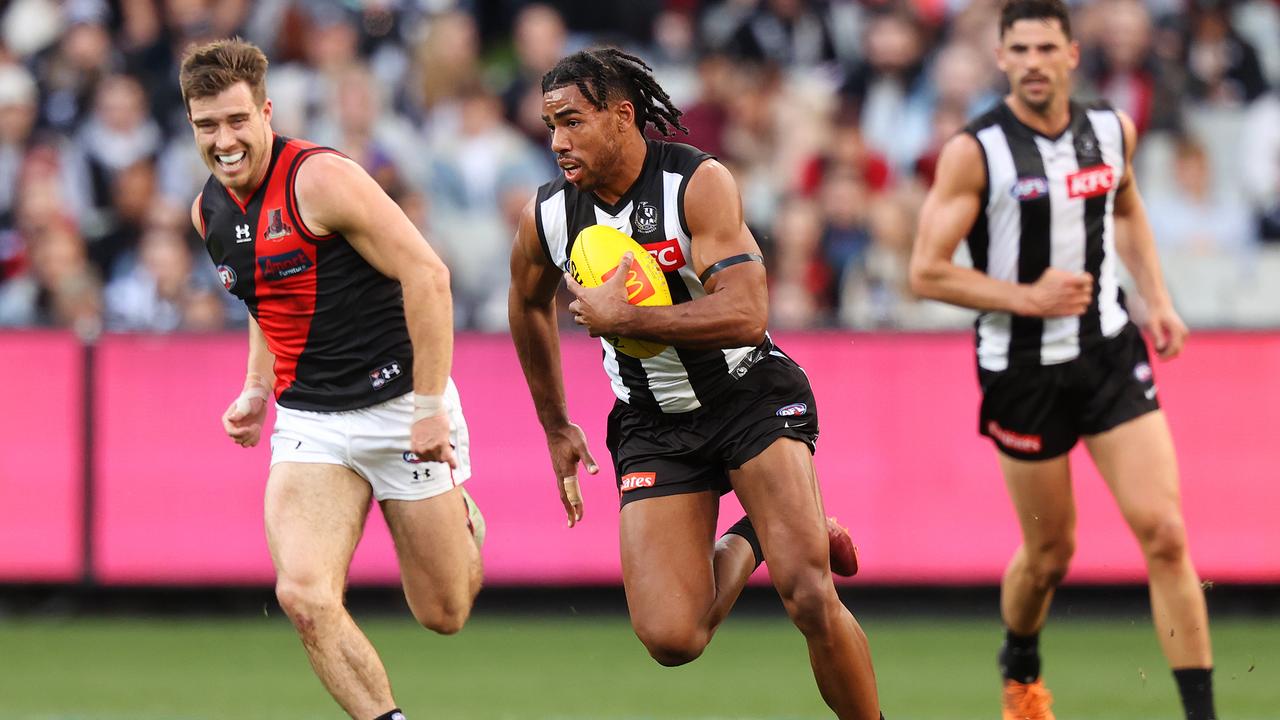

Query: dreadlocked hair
left=541, top=47, right=688, bottom=137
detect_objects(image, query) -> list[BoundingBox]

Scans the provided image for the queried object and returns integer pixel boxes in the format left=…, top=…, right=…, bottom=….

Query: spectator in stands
left=311, top=64, right=420, bottom=194
left=1079, top=0, right=1180, bottom=134
left=1182, top=0, right=1268, bottom=107
left=269, top=3, right=362, bottom=138
left=818, top=166, right=872, bottom=311
left=0, top=64, right=40, bottom=227
left=425, top=81, right=544, bottom=330
left=31, top=9, right=118, bottom=133
left=1240, top=91, right=1280, bottom=243
left=840, top=8, right=933, bottom=174
left=1147, top=135, right=1255, bottom=254
left=73, top=75, right=162, bottom=263
left=768, top=197, right=827, bottom=329
left=104, top=208, right=222, bottom=332
left=501, top=4, right=567, bottom=162
left=0, top=217, right=101, bottom=336
left=798, top=112, right=892, bottom=196
left=673, top=50, right=737, bottom=159
left=721, top=0, right=839, bottom=69
left=840, top=192, right=971, bottom=329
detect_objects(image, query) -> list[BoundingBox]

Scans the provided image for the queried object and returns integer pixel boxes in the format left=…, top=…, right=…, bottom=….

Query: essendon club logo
left=258, top=249, right=314, bottom=281
left=643, top=238, right=687, bottom=272
left=602, top=263, right=656, bottom=304
left=987, top=421, right=1043, bottom=454
left=620, top=472, right=656, bottom=492
left=265, top=208, right=293, bottom=240
left=1067, top=165, right=1116, bottom=199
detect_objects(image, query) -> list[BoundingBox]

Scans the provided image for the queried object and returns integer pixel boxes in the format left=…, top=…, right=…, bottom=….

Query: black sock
left=1173, top=667, right=1216, bottom=720
left=372, top=710, right=405, bottom=720
left=998, top=629, right=1041, bottom=683
left=723, top=515, right=764, bottom=566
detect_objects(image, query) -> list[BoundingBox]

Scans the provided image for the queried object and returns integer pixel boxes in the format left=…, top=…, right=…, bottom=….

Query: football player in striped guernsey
left=910, top=2, right=1215, bottom=719
left=509, top=48, right=883, bottom=719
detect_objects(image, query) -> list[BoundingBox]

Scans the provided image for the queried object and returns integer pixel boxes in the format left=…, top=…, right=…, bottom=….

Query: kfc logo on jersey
left=1067, top=165, right=1116, bottom=199
left=620, top=472, right=656, bottom=492
left=602, top=263, right=657, bottom=304
left=259, top=249, right=314, bottom=281
left=644, top=238, right=687, bottom=272
left=987, top=421, right=1043, bottom=454
left=216, top=264, right=237, bottom=291
left=632, top=201, right=659, bottom=234
left=1010, top=176, right=1050, bottom=201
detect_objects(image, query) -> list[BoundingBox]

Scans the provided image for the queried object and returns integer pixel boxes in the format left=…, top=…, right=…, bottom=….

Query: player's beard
left=1017, top=77, right=1058, bottom=115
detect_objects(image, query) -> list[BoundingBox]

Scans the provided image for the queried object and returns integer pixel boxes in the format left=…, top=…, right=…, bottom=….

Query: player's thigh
left=619, top=490, right=720, bottom=631
left=728, top=437, right=830, bottom=585
left=264, top=461, right=373, bottom=592
left=381, top=487, right=479, bottom=607
left=997, top=450, right=1076, bottom=549
left=1083, top=410, right=1182, bottom=531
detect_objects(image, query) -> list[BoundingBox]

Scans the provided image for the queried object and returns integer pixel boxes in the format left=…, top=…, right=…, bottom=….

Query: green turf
left=0, top=612, right=1274, bottom=719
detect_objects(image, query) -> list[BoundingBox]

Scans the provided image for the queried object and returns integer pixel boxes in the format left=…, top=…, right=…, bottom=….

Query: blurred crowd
left=0, top=0, right=1277, bottom=338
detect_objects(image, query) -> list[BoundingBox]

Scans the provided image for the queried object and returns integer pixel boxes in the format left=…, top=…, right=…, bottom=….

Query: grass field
left=0, top=612, right=1275, bottom=719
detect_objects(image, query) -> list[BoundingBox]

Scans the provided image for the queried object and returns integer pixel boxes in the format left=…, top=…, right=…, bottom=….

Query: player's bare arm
left=909, top=133, right=1093, bottom=317
left=509, top=198, right=597, bottom=527
left=191, top=192, right=275, bottom=447
left=565, top=160, right=767, bottom=349
left=1111, top=111, right=1187, bottom=359
left=293, top=152, right=458, bottom=466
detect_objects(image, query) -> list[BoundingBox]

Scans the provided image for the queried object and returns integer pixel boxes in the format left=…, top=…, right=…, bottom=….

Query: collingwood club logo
left=632, top=201, right=659, bottom=234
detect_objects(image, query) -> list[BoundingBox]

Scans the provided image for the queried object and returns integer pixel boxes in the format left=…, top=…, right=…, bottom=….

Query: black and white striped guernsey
left=535, top=139, right=766, bottom=414
left=964, top=100, right=1129, bottom=371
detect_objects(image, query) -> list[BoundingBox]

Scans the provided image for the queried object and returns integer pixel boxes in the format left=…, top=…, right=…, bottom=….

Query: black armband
left=698, top=253, right=763, bottom=285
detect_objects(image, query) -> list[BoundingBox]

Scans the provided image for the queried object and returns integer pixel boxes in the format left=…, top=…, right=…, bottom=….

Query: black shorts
left=606, top=351, right=819, bottom=507
left=978, top=321, right=1160, bottom=461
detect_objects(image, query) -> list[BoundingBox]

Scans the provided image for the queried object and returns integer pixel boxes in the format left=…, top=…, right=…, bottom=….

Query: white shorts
left=270, top=378, right=471, bottom=501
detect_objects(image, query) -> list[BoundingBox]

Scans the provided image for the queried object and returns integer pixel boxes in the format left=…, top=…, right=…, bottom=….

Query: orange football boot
left=1002, top=678, right=1055, bottom=720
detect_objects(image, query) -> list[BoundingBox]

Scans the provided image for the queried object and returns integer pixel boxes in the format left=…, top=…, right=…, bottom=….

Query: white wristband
left=233, top=384, right=270, bottom=416
left=412, top=393, right=447, bottom=423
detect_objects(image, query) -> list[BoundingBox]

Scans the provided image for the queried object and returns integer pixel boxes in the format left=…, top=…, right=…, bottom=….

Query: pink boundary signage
left=1, top=331, right=1276, bottom=584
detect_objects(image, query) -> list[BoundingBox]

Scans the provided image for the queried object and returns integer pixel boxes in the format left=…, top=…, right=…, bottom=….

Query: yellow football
left=568, top=224, right=672, bottom=359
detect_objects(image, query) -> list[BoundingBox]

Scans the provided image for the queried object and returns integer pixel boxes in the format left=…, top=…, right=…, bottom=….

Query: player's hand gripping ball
left=568, top=225, right=672, bottom=358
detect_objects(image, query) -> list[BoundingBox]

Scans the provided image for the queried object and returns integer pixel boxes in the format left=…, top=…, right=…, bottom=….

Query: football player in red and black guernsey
left=181, top=39, right=483, bottom=720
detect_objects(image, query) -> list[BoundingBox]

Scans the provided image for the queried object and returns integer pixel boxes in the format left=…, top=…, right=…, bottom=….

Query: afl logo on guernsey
left=216, top=264, right=237, bottom=291
left=259, top=249, right=314, bottom=281
left=1011, top=176, right=1050, bottom=201
left=776, top=403, right=808, bottom=417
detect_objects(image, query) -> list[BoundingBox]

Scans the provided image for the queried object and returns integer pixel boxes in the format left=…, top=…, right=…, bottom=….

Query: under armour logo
left=412, top=469, right=431, bottom=481
left=235, top=224, right=252, bottom=242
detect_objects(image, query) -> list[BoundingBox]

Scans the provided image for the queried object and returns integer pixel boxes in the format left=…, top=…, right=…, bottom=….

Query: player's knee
left=275, top=579, right=341, bottom=634
left=633, top=623, right=708, bottom=667
left=777, top=571, right=842, bottom=637
left=1026, top=538, right=1074, bottom=589
left=409, top=597, right=472, bottom=635
left=1136, top=512, right=1188, bottom=565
